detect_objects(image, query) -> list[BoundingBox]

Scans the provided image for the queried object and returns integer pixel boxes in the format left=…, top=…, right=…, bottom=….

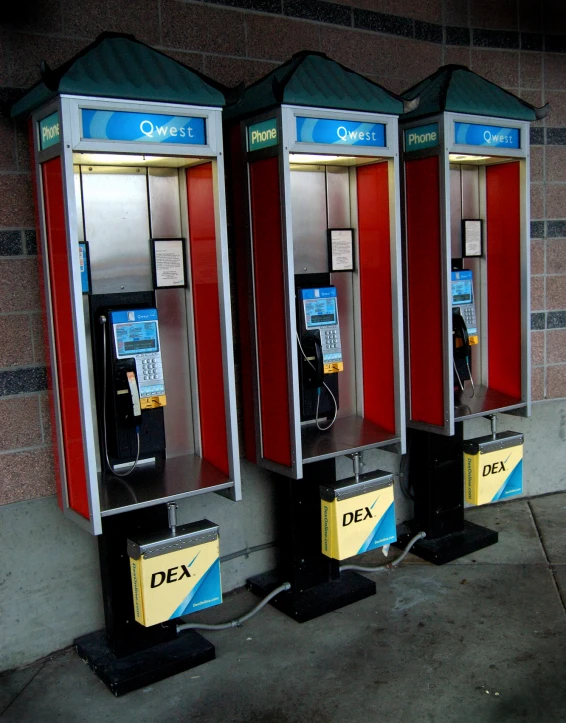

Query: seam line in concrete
left=527, top=500, right=566, bottom=616
left=0, top=661, right=46, bottom=719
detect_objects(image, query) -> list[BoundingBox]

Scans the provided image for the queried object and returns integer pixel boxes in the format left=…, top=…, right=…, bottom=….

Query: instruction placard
left=152, top=238, right=186, bottom=288
left=328, top=228, right=354, bottom=272
left=462, top=219, right=483, bottom=257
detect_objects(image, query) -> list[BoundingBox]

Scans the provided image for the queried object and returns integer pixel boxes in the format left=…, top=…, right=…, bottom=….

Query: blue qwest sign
left=296, top=117, right=386, bottom=147
left=81, top=109, right=207, bottom=145
left=454, top=122, right=520, bottom=149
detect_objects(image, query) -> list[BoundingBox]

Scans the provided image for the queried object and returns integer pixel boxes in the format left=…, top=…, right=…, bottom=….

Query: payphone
left=398, top=64, right=546, bottom=563
left=297, top=286, right=342, bottom=428
left=14, top=33, right=241, bottom=693
left=451, top=270, right=478, bottom=396
left=227, top=51, right=407, bottom=619
left=13, top=34, right=241, bottom=532
left=227, top=52, right=407, bottom=481
left=99, top=307, right=166, bottom=474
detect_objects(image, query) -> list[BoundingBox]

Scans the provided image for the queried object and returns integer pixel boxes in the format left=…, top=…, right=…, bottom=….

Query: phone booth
left=12, top=33, right=240, bottom=694
left=227, top=51, right=406, bottom=619
left=398, top=65, right=547, bottom=563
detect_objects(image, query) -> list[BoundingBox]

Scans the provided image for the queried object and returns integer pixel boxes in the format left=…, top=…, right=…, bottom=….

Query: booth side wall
left=1, top=0, right=565, bottom=671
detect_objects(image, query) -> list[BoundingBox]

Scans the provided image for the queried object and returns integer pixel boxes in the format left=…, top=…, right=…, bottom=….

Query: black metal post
left=247, top=459, right=376, bottom=623
left=396, top=423, right=498, bottom=565
left=74, top=505, right=215, bottom=696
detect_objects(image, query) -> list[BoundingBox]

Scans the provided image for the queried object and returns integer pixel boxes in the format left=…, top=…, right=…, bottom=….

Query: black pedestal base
left=75, top=629, right=215, bottom=697
left=395, top=520, right=498, bottom=565
left=247, top=569, right=376, bottom=623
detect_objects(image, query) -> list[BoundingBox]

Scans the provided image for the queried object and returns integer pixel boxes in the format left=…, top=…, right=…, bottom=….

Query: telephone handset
left=451, top=270, right=477, bottom=396
left=300, top=332, right=325, bottom=389
left=112, top=359, right=142, bottom=426
left=452, top=310, right=470, bottom=360
left=297, top=286, right=342, bottom=430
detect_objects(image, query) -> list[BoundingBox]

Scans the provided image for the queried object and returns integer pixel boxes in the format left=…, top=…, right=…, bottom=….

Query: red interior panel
left=357, top=162, right=396, bottom=433
left=249, top=156, right=292, bottom=467
left=230, top=125, right=257, bottom=463
left=405, top=156, right=445, bottom=427
left=29, top=122, right=63, bottom=509
left=42, top=157, right=89, bottom=519
left=486, top=162, right=522, bottom=399
left=187, top=163, right=230, bottom=476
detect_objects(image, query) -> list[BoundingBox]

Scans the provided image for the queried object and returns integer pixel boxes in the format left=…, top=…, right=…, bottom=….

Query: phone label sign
left=81, top=109, right=207, bottom=145
left=404, top=122, right=439, bottom=151
left=39, top=111, right=60, bottom=150
left=454, top=122, right=520, bottom=149
left=248, top=118, right=278, bottom=151
left=296, top=117, right=386, bottom=147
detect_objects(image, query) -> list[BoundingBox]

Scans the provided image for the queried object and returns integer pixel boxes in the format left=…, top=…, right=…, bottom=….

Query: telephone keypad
left=135, top=352, right=165, bottom=397
left=322, top=326, right=342, bottom=361
left=459, top=304, right=477, bottom=332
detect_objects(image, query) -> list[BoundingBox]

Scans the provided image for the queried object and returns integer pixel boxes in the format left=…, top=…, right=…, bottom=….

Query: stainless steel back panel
left=450, top=163, right=484, bottom=387
left=326, top=166, right=351, bottom=227
left=449, top=165, right=462, bottom=257
left=461, top=165, right=480, bottom=218
left=148, top=168, right=183, bottom=238
left=74, top=167, right=85, bottom=242
left=156, top=287, right=195, bottom=458
left=461, top=165, right=483, bottom=385
left=81, top=166, right=152, bottom=294
left=327, top=165, right=356, bottom=418
left=291, top=167, right=328, bottom=275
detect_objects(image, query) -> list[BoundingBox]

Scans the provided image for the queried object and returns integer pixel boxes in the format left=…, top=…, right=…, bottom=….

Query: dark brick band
left=446, top=26, right=470, bottom=46
left=532, top=312, right=566, bottom=331
left=0, top=229, right=36, bottom=257
left=201, top=0, right=566, bottom=52
left=284, top=0, right=351, bottom=26
left=206, top=0, right=282, bottom=11
left=473, top=28, right=519, bottom=50
left=354, top=9, right=414, bottom=38
left=0, top=367, right=47, bottom=396
left=0, top=231, right=24, bottom=256
left=532, top=222, right=566, bottom=239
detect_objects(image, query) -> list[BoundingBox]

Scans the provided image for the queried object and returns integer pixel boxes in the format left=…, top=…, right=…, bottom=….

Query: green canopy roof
left=225, top=51, right=404, bottom=121
left=401, top=64, right=547, bottom=122
left=12, top=33, right=227, bottom=119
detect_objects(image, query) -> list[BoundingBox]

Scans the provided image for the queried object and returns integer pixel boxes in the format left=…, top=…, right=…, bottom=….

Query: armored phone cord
left=340, top=531, right=426, bottom=573
left=296, top=332, right=338, bottom=431
left=453, top=359, right=465, bottom=392
left=100, top=316, right=140, bottom=478
left=453, top=358, right=476, bottom=399
left=466, top=359, right=475, bottom=397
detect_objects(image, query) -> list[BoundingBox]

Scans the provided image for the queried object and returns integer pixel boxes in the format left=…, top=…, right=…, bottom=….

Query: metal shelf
left=454, top=385, right=525, bottom=421
left=301, top=414, right=399, bottom=464
left=99, top=454, right=232, bottom=516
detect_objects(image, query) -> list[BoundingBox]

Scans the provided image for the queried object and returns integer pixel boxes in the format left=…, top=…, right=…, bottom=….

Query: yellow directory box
left=464, top=431, right=524, bottom=506
left=320, top=471, right=396, bottom=561
left=128, top=519, right=221, bottom=628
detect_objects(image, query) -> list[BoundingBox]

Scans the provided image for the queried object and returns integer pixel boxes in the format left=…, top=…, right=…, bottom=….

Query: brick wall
left=0, top=0, right=565, bottom=506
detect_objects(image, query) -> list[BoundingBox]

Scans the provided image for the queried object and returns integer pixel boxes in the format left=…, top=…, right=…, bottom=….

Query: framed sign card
left=462, top=219, right=483, bottom=258
left=150, top=238, right=187, bottom=289
left=327, top=228, right=355, bottom=272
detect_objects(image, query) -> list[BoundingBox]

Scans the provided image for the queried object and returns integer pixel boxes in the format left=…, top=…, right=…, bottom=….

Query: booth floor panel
left=301, top=415, right=398, bottom=464
left=99, top=453, right=233, bottom=516
left=454, top=384, right=525, bottom=421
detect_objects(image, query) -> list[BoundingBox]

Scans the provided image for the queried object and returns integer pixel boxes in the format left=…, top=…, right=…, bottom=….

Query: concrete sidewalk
left=1, top=493, right=565, bottom=723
